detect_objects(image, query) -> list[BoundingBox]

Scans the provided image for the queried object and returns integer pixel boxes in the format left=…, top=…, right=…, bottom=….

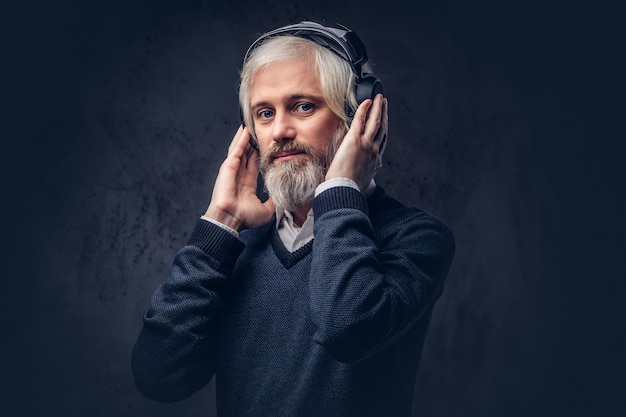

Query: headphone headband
left=243, top=21, right=374, bottom=83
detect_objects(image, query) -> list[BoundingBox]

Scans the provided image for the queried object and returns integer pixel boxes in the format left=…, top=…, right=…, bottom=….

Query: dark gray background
left=2, top=0, right=624, bottom=416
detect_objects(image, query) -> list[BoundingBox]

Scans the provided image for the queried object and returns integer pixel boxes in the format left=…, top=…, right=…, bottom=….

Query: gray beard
left=262, top=157, right=325, bottom=213
left=261, top=128, right=345, bottom=212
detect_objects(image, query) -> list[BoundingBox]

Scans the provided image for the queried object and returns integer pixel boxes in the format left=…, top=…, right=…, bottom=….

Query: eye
left=295, top=102, right=314, bottom=113
left=257, top=109, right=274, bottom=120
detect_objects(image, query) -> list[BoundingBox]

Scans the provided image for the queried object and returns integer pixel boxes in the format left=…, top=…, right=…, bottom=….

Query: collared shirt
left=201, top=178, right=376, bottom=252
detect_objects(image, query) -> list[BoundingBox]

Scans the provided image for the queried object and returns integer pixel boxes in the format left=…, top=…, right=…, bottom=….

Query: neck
left=290, top=203, right=312, bottom=227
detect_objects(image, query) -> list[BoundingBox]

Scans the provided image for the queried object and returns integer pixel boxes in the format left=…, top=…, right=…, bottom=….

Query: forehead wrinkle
left=249, top=57, right=321, bottom=107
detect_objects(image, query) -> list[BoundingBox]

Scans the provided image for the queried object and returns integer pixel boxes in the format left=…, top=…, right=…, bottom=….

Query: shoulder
left=369, top=187, right=456, bottom=258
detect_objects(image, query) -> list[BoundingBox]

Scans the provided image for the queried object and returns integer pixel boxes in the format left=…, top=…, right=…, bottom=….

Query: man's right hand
left=204, top=126, right=276, bottom=232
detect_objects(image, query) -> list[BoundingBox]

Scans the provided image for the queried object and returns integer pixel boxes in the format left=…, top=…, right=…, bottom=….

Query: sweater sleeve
left=310, top=186, right=455, bottom=363
left=131, top=219, right=244, bottom=402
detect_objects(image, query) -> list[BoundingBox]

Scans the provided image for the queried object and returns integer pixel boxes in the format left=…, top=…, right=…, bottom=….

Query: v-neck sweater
left=132, top=186, right=455, bottom=417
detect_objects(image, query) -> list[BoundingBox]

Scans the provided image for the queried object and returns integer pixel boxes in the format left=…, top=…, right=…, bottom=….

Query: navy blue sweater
left=132, top=186, right=455, bottom=416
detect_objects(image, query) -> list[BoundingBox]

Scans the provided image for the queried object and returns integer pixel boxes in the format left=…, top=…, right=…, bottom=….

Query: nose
left=272, top=110, right=296, bottom=144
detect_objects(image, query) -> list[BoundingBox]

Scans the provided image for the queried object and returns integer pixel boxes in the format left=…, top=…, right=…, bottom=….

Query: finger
left=246, top=138, right=262, bottom=171
left=379, top=133, right=388, bottom=158
left=229, top=126, right=252, bottom=159
left=375, top=98, right=389, bottom=147
left=381, top=97, right=388, bottom=137
left=362, top=94, right=384, bottom=144
left=246, top=146, right=254, bottom=160
left=227, top=125, right=245, bottom=155
left=349, top=98, right=373, bottom=136
left=238, top=128, right=259, bottom=170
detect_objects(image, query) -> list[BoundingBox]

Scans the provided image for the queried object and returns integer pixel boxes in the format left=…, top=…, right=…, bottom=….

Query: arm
left=310, top=95, right=454, bottom=363
left=131, top=221, right=244, bottom=402
left=132, top=127, right=274, bottom=401
left=309, top=186, right=455, bottom=363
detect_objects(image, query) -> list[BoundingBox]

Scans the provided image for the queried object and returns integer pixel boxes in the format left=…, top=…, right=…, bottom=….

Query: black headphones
left=240, top=20, right=384, bottom=136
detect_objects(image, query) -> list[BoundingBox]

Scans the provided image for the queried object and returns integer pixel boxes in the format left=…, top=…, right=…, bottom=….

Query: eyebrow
left=251, top=94, right=325, bottom=112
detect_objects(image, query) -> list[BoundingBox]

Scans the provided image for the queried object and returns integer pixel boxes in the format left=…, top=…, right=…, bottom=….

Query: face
left=250, top=56, right=343, bottom=167
left=249, top=56, right=344, bottom=211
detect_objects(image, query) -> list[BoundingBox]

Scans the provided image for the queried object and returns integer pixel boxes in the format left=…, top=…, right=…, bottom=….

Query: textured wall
left=3, top=0, right=624, bottom=416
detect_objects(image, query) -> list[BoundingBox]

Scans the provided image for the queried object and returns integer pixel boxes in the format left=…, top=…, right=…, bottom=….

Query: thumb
left=262, top=197, right=276, bottom=215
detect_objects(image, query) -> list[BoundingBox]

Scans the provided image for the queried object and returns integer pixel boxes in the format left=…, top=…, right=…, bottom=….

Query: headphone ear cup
left=356, top=76, right=384, bottom=104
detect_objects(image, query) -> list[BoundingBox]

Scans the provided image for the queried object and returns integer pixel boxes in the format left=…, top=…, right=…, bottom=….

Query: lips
left=271, top=150, right=307, bottom=162
left=276, top=150, right=303, bottom=157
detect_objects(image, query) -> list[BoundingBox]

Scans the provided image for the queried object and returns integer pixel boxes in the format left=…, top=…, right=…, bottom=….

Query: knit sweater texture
left=132, top=186, right=455, bottom=417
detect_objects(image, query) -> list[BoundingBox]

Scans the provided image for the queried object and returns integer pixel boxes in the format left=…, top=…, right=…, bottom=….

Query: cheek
left=254, top=127, right=273, bottom=153
left=311, top=118, right=342, bottom=150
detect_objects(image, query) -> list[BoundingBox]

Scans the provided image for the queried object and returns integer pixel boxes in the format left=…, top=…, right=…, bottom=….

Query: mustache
left=261, top=142, right=318, bottom=166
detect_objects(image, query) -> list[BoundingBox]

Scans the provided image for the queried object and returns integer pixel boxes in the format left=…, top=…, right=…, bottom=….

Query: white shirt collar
left=275, top=207, right=315, bottom=252
left=273, top=178, right=376, bottom=252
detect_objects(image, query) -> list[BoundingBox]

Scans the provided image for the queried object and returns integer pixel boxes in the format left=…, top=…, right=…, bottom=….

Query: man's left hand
left=325, top=94, right=388, bottom=191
